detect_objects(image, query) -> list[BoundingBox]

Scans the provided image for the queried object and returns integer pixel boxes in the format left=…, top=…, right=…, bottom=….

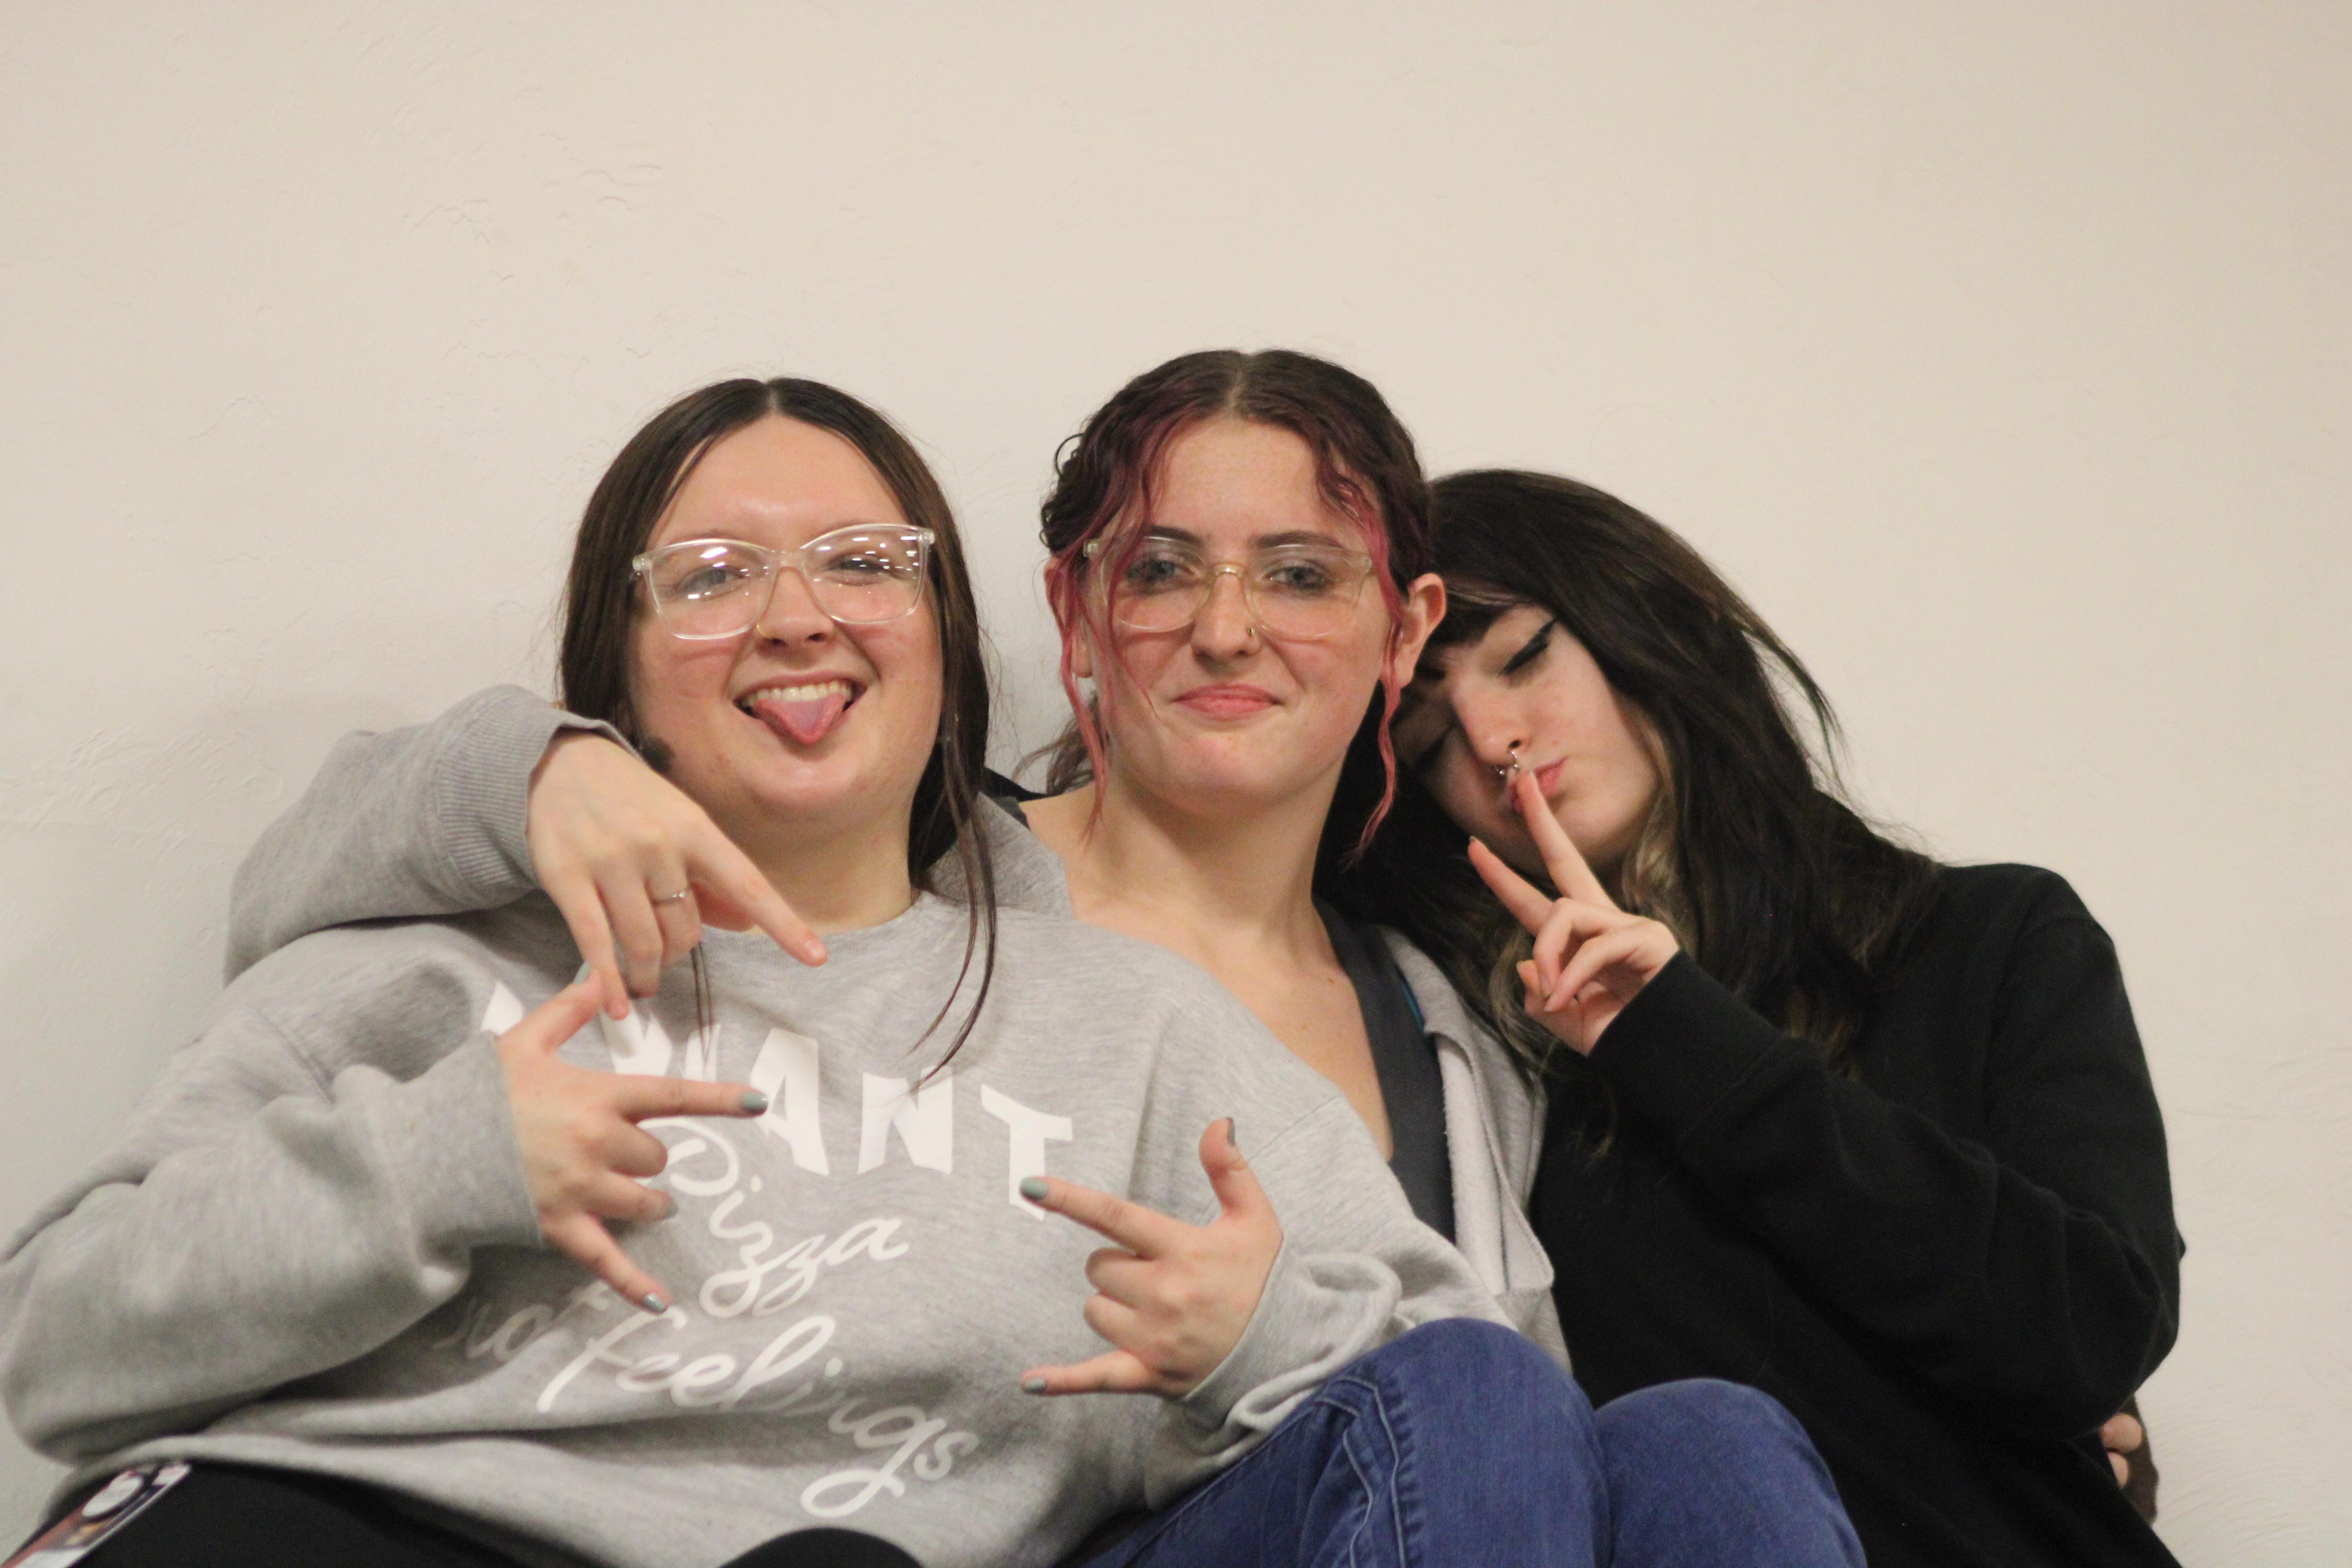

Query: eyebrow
left=669, top=515, right=897, bottom=541
left=1140, top=525, right=1356, bottom=551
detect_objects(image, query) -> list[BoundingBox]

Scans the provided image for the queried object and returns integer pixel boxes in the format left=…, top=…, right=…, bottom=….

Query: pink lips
left=1175, top=684, right=1276, bottom=720
left=1534, top=758, right=1566, bottom=797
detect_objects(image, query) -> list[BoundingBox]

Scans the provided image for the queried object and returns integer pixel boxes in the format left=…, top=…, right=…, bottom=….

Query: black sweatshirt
left=1533, top=864, right=2182, bottom=1568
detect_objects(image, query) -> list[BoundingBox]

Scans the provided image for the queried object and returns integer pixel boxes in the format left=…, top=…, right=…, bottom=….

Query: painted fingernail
left=1018, top=1176, right=1050, bottom=1203
left=1226, top=1117, right=1242, bottom=1154
left=640, top=1292, right=668, bottom=1314
left=1021, top=1376, right=1048, bottom=1394
left=739, top=1091, right=770, bottom=1114
left=656, top=1193, right=678, bottom=1221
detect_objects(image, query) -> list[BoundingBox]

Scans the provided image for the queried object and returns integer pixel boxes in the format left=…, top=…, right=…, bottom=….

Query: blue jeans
left=1081, top=1319, right=1862, bottom=1568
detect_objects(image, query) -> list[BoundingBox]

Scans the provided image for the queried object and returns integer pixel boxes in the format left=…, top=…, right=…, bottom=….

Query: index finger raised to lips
left=1028, top=1178, right=1181, bottom=1259
left=1515, top=771, right=1613, bottom=907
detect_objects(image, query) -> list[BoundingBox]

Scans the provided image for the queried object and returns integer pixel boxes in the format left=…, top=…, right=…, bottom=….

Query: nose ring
left=1494, top=744, right=1523, bottom=785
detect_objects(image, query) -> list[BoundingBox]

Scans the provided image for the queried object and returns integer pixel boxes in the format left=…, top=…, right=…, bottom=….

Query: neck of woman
left=732, top=809, right=918, bottom=935
left=1027, top=770, right=1336, bottom=960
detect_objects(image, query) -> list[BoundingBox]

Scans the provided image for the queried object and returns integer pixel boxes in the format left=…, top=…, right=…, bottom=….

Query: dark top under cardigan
left=1532, top=862, right=2182, bottom=1567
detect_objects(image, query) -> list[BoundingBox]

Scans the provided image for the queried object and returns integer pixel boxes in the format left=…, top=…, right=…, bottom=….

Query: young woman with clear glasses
left=2, top=373, right=1866, bottom=1568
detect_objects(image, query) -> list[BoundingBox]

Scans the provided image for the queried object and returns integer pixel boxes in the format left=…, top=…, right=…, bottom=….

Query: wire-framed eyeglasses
left=633, top=525, right=935, bottom=639
left=1083, top=535, right=1377, bottom=641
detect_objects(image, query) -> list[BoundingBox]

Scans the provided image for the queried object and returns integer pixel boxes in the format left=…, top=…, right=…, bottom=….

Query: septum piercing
left=1494, top=744, right=1524, bottom=785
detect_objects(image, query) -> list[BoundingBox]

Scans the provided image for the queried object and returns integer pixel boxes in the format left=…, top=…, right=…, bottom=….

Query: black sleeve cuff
left=1585, top=953, right=1801, bottom=1145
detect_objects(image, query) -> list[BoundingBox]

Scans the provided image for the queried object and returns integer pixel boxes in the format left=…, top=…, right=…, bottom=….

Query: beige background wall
left=3, top=2, right=2344, bottom=1558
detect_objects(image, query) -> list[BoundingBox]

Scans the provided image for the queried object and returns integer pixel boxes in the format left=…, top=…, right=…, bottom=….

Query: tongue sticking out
left=757, top=690, right=851, bottom=746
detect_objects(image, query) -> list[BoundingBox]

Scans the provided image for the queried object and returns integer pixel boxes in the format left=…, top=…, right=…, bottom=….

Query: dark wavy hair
left=1329, top=469, right=1938, bottom=1132
left=1035, top=348, right=1434, bottom=857
left=557, top=376, right=998, bottom=1065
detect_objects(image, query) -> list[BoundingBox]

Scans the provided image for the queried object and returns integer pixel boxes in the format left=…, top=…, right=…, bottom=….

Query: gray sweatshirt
left=220, top=687, right=1566, bottom=1357
left=0, top=832, right=1505, bottom=1568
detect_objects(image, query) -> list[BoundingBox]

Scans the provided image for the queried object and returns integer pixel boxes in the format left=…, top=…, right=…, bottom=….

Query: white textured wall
left=2, top=3, right=2344, bottom=1558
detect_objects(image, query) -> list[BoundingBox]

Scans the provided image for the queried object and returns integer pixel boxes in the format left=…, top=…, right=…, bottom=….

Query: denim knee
left=1592, top=1380, right=1862, bottom=1568
left=1593, top=1377, right=1842, bottom=1507
left=1595, top=1377, right=1806, bottom=1452
left=1353, top=1319, right=1568, bottom=1398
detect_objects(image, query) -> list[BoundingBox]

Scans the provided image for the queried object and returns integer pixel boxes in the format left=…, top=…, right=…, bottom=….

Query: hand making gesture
left=497, top=980, right=770, bottom=1312
left=1469, top=771, right=1683, bottom=1056
left=1015, top=1119, right=1282, bottom=1398
left=529, top=733, right=829, bottom=1014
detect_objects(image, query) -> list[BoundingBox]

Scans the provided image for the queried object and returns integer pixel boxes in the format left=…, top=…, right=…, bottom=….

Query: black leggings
left=24, top=1464, right=921, bottom=1568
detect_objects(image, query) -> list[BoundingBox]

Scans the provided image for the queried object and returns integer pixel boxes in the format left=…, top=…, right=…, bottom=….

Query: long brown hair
left=1330, top=470, right=1938, bottom=1131
left=558, top=377, right=998, bottom=1063
left=1035, top=348, right=1433, bottom=857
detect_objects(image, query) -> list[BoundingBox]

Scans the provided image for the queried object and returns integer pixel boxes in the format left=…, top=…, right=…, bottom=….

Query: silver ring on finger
left=653, top=888, right=693, bottom=906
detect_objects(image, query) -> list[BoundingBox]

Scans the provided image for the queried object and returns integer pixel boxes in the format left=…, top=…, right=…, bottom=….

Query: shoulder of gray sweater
left=921, top=795, right=1074, bottom=918
left=206, top=899, right=580, bottom=1081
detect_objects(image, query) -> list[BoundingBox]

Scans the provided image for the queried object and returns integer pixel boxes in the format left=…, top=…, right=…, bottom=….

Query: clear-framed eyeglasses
left=633, top=524, right=935, bottom=640
left=1082, top=534, right=1377, bottom=641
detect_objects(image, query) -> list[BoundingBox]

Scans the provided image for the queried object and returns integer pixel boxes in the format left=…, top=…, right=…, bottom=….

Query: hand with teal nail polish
left=1016, top=1118, right=1279, bottom=1399
left=497, top=979, right=770, bottom=1312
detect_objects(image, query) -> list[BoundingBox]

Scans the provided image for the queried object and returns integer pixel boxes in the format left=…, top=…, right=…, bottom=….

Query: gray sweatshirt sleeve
left=226, top=686, right=623, bottom=981
left=0, top=957, right=543, bottom=1461
left=1143, top=1096, right=1512, bottom=1505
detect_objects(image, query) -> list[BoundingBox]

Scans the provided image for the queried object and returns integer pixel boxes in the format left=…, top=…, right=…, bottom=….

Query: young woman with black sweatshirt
left=1352, top=468, right=2183, bottom=1568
